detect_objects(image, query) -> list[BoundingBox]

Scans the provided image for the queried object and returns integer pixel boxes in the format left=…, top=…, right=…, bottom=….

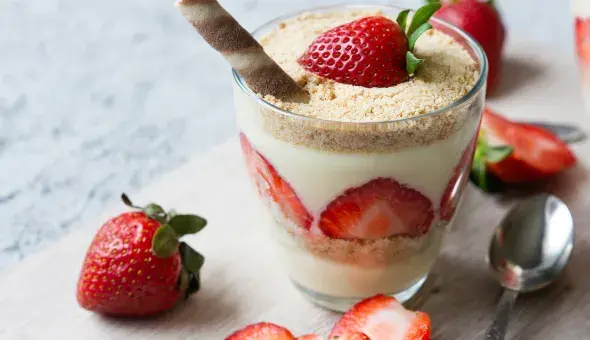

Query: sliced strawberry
left=297, top=335, right=324, bottom=340
left=240, top=133, right=313, bottom=229
left=439, top=135, right=477, bottom=221
left=318, top=178, right=434, bottom=240
left=329, top=295, right=431, bottom=340
left=331, top=332, right=371, bottom=340
left=576, top=17, right=590, bottom=65
left=482, top=109, right=577, bottom=183
left=226, top=322, right=295, bottom=340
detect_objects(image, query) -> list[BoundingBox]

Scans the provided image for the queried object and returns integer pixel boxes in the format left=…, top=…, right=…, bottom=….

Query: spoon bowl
left=485, top=194, right=574, bottom=340
left=488, top=194, right=574, bottom=292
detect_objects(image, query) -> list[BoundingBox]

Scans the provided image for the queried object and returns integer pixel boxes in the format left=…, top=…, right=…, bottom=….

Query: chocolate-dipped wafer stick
left=176, top=0, right=309, bottom=103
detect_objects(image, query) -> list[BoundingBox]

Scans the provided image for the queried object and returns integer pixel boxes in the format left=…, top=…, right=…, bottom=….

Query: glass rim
left=232, top=3, right=488, bottom=126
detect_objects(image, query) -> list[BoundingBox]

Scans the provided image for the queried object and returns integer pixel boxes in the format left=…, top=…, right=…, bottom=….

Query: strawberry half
left=329, top=295, right=431, bottom=340
left=76, top=195, right=206, bottom=316
left=296, top=335, right=324, bottom=340
left=318, top=178, right=434, bottom=240
left=471, top=108, right=577, bottom=190
left=439, top=135, right=477, bottom=221
left=331, top=333, right=371, bottom=340
left=226, top=322, right=296, bottom=340
left=240, top=133, right=313, bottom=230
left=298, top=4, right=441, bottom=88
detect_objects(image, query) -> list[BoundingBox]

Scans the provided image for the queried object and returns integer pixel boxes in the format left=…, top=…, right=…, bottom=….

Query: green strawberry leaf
left=486, top=146, right=513, bottom=163
left=144, top=203, right=167, bottom=223
left=406, top=51, right=424, bottom=74
left=152, top=224, right=179, bottom=258
left=407, top=3, right=441, bottom=37
left=169, top=214, right=207, bottom=237
left=469, top=133, right=511, bottom=193
left=187, top=271, right=200, bottom=296
left=179, top=241, right=204, bottom=296
left=396, top=9, right=410, bottom=32
left=408, top=23, right=433, bottom=50
left=180, top=242, right=205, bottom=272
left=471, top=147, right=489, bottom=192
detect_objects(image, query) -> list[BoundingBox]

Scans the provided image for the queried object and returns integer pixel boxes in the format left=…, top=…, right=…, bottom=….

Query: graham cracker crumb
left=275, top=211, right=446, bottom=268
left=260, top=10, right=479, bottom=122
left=242, top=9, right=482, bottom=152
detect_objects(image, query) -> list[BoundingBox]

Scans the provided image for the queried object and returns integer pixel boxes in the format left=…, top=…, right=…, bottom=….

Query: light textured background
left=0, top=0, right=579, bottom=273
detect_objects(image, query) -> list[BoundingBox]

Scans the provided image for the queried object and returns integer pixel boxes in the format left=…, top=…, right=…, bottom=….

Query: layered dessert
left=234, top=6, right=484, bottom=310
left=574, top=0, right=590, bottom=113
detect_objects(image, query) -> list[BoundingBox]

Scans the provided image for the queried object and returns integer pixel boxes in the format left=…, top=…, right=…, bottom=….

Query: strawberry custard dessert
left=234, top=4, right=487, bottom=311
left=574, top=0, right=590, bottom=113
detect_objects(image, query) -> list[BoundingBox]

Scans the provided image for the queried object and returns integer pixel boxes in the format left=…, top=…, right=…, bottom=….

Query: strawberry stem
left=121, top=193, right=140, bottom=210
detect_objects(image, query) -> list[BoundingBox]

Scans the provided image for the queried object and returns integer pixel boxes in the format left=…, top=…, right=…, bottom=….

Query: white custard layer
left=235, top=87, right=479, bottom=297
left=273, top=220, right=446, bottom=297
left=235, top=88, right=477, bottom=214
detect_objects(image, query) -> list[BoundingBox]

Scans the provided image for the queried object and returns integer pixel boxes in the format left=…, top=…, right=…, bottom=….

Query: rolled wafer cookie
left=176, top=0, right=309, bottom=103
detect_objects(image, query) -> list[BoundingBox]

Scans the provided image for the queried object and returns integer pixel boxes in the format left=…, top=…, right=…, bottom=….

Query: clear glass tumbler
left=233, top=5, right=487, bottom=312
left=574, top=0, right=590, bottom=113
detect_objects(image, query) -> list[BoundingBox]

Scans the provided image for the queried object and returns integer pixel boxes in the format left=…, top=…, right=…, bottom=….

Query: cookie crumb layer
left=260, top=10, right=479, bottom=122
left=236, top=8, right=483, bottom=152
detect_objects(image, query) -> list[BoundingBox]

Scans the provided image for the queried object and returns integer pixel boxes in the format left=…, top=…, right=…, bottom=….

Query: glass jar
left=233, top=4, right=487, bottom=312
left=574, top=0, right=590, bottom=113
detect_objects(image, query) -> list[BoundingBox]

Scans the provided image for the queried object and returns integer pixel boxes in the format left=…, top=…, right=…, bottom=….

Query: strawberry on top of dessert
left=259, top=6, right=479, bottom=122
left=298, top=3, right=441, bottom=88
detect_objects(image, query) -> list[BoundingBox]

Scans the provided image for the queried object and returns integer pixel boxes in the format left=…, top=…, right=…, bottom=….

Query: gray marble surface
left=0, top=0, right=575, bottom=273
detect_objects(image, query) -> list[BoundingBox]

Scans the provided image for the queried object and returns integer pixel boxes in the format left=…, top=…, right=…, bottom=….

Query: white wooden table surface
left=1, top=43, right=589, bottom=340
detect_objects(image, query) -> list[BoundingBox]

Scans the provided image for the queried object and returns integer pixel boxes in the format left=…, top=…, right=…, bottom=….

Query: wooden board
left=1, top=43, right=590, bottom=340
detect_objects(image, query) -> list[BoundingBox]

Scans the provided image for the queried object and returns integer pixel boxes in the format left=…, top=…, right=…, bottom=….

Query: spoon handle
left=527, top=122, right=586, bottom=144
left=485, top=289, right=518, bottom=340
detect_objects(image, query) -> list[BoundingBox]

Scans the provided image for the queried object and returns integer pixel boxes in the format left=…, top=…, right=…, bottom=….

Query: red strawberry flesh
left=576, top=17, right=590, bottom=66
left=318, top=178, right=434, bottom=240
left=240, top=133, right=313, bottom=230
left=482, top=108, right=576, bottom=183
left=227, top=322, right=295, bottom=340
left=330, top=294, right=431, bottom=340
left=297, top=335, right=323, bottom=340
left=439, top=135, right=477, bottom=221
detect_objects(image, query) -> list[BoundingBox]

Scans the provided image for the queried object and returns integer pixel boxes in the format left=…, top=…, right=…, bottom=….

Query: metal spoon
left=528, top=122, right=586, bottom=144
left=485, top=194, right=574, bottom=340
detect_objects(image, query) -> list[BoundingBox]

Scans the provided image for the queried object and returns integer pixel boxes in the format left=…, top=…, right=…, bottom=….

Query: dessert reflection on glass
left=177, top=1, right=486, bottom=312
left=574, top=0, right=590, bottom=113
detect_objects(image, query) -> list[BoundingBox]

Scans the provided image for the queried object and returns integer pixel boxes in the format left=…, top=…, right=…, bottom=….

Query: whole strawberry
left=298, top=3, right=441, bottom=88
left=76, top=194, right=206, bottom=316
left=432, top=0, right=506, bottom=95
